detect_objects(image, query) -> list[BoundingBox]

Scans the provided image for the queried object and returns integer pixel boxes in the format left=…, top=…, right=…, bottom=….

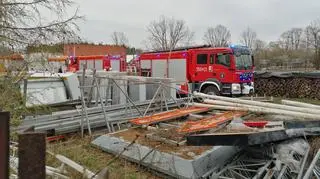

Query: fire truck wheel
left=203, top=85, right=220, bottom=96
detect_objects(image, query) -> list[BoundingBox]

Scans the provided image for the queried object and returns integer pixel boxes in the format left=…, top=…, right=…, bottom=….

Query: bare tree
left=0, top=0, right=81, bottom=49
left=291, top=28, right=303, bottom=50
left=279, top=31, right=291, bottom=51
left=305, top=19, right=320, bottom=69
left=203, top=25, right=231, bottom=47
left=254, top=39, right=266, bottom=52
left=240, top=27, right=257, bottom=49
left=146, top=16, right=194, bottom=51
left=279, top=28, right=303, bottom=51
left=111, top=31, right=129, bottom=46
left=0, top=0, right=81, bottom=123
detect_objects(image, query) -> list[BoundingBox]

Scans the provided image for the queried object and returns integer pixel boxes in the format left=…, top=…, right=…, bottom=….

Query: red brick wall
left=63, top=44, right=126, bottom=56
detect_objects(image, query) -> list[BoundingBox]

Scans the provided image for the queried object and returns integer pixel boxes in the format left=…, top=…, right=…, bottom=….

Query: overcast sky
left=75, top=0, right=320, bottom=48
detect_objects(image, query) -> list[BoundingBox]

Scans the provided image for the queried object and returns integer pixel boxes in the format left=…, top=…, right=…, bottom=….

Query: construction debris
left=177, top=111, right=247, bottom=133
left=129, top=106, right=208, bottom=125
left=303, top=148, right=320, bottom=179
left=210, top=139, right=310, bottom=179
left=13, top=74, right=320, bottom=179
left=92, top=129, right=241, bottom=179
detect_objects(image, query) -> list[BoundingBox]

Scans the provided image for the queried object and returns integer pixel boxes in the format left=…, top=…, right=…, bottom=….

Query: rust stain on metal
left=177, top=111, right=247, bottom=134
left=130, top=107, right=209, bottom=125
left=18, top=132, right=46, bottom=179
left=0, top=112, right=10, bottom=179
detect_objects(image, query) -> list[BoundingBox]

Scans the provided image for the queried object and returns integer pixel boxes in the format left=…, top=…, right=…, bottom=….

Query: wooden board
left=177, top=111, right=247, bottom=134
left=129, top=107, right=209, bottom=125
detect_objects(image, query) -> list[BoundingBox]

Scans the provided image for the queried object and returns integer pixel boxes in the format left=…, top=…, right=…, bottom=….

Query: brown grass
left=112, top=128, right=211, bottom=160
left=46, top=135, right=161, bottom=179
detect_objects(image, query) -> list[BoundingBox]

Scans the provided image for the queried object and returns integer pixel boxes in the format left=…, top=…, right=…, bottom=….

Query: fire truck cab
left=138, top=45, right=254, bottom=96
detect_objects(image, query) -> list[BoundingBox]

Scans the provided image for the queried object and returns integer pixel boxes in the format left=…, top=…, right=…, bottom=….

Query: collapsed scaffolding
left=77, top=67, right=192, bottom=137
left=15, top=65, right=320, bottom=179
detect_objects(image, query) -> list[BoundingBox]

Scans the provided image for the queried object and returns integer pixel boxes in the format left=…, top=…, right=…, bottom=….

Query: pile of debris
left=92, top=92, right=320, bottom=178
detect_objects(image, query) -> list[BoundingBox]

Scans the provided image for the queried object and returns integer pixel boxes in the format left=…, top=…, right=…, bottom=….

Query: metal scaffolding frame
left=77, top=68, right=191, bottom=137
left=303, top=149, right=320, bottom=179
left=209, top=139, right=310, bottom=179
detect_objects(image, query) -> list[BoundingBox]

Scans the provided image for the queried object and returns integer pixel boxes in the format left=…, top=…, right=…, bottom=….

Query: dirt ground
left=112, top=128, right=212, bottom=160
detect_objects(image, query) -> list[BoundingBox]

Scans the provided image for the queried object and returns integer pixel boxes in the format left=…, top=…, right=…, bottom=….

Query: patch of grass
left=47, top=135, right=159, bottom=179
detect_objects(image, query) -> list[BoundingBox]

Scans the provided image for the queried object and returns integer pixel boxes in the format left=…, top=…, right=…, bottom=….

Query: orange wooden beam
left=130, top=107, right=209, bottom=125
left=177, top=111, right=247, bottom=134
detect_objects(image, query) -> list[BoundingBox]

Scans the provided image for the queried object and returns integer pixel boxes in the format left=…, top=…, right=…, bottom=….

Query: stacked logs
left=255, top=74, right=320, bottom=99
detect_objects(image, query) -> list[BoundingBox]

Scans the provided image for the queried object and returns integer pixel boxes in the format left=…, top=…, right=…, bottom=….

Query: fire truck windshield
left=235, top=55, right=252, bottom=70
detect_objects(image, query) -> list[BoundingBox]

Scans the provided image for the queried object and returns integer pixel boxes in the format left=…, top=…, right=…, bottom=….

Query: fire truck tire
left=203, top=85, right=220, bottom=96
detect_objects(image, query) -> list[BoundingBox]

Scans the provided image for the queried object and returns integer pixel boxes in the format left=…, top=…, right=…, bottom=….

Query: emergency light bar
left=229, top=44, right=251, bottom=55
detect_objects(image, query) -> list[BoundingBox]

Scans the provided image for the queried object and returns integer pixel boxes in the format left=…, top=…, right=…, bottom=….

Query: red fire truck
left=61, top=54, right=126, bottom=72
left=138, top=45, right=254, bottom=96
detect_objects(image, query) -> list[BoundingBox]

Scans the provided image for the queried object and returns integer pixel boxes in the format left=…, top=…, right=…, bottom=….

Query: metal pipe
left=194, top=92, right=320, bottom=115
left=282, top=100, right=320, bottom=110
left=191, top=102, right=320, bottom=120
left=297, top=146, right=310, bottom=179
left=303, top=149, right=320, bottom=179
left=80, top=88, right=92, bottom=136
left=95, top=75, right=111, bottom=132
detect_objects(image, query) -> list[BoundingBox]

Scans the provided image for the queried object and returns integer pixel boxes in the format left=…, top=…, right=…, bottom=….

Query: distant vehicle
left=48, top=55, right=127, bottom=72
left=137, top=45, right=254, bottom=96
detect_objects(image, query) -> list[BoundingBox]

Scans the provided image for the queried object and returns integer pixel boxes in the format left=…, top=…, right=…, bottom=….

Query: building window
left=197, top=54, right=207, bottom=64
left=217, top=54, right=230, bottom=67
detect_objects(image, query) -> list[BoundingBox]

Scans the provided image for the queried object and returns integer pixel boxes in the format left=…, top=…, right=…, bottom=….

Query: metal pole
left=18, top=132, right=46, bottom=179
left=95, top=71, right=111, bottom=132
left=143, top=84, right=162, bottom=116
left=159, top=82, right=181, bottom=109
left=80, top=64, right=92, bottom=136
left=105, top=79, right=111, bottom=106
left=303, top=149, right=320, bottom=179
left=111, top=79, right=143, bottom=116
left=297, top=146, right=310, bottom=179
left=87, top=70, right=97, bottom=107
left=23, top=79, right=28, bottom=106
left=162, top=88, right=169, bottom=111
left=0, top=112, right=9, bottom=179
left=80, top=88, right=92, bottom=136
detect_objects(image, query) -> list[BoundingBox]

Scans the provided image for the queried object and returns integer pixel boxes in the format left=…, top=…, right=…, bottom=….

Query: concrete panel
left=152, top=60, right=167, bottom=78
left=92, top=135, right=240, bottom=179
left=21, top=78, right=68, bottom=107
left=60, top=72, right=81, bottom=100
left=111, top=60, right=120, bottom=71
left=79, top=60, right=87, bottom=70
left=128, top=83, right=146, bottom=102
left=141, top=60, right=151, bottom=69
left=168, top=59, right=187, bottom=82
left=94, top=59, right=103, bottom=70
left=76, top=71, right=128, bottom=105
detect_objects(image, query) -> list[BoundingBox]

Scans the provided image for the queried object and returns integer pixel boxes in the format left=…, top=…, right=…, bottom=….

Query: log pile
left=254, top=72, right=320, bottom=99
